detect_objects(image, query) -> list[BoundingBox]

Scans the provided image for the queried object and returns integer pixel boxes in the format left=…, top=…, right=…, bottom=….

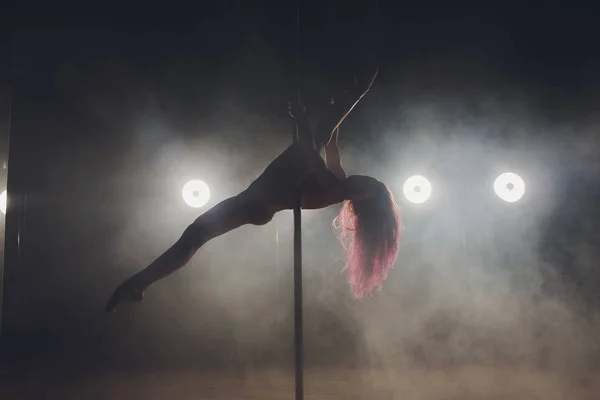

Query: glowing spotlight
left=494, top=172, right=525, bottom=203
left=403, top=175, right=432, bottom=204
left=182, top=180, right=211, bottom=208
left=0, top=190, right=5, bottom=214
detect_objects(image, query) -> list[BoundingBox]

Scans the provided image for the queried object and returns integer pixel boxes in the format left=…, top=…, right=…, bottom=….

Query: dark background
left=2, top=0, right=600, bottom=386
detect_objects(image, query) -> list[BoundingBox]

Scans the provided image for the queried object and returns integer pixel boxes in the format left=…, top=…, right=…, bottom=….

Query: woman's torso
left=246, top=141, right=330, bottom=211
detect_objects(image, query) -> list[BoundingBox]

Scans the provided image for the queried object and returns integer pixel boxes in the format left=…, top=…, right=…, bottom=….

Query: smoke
left=4, top=18, right=600, bottom=399
left=101, top=82, right=600, bottom=380
left=325, top=87, right=600, bottom=381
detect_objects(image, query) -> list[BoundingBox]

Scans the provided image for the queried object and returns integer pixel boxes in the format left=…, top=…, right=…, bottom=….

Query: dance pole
left=0, top=41, right=14, bottom=341
left=292, top=0, right=303, bottom=398
left=293, top=135, right=303, bottom=400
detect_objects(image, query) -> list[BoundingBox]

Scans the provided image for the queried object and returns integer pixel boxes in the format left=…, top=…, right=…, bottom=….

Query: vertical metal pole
left=292, top=94, right=304, bottom=400
left=293, top=184, right=303, bottom=400
left=0, top=118, right=7, bottom=343
left=275, top=220, right=280, bottom=324
left=0, top=37, right=14, bottom=341
left=293, top=1, right=303, bottom=398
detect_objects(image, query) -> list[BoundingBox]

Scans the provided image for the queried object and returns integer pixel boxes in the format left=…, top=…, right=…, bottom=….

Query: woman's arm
left=325, top=128, right=347, bottom=180
left=314, top=69, right=378, bottom=151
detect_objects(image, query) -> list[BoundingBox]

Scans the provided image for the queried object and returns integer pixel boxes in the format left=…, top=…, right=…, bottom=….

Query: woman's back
left=247, top=141, right=328, bottom=210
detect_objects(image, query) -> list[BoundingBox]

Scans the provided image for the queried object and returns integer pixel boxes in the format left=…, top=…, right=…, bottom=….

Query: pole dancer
left=106, top=71, right=401, bottom=312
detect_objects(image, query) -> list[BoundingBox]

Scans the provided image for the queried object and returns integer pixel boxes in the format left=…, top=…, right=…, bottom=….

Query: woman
left=106, top=73, right=401, bottom=312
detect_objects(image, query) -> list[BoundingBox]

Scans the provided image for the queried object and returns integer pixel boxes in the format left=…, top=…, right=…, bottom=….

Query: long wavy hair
left=333, top=181, right=402, bottom=298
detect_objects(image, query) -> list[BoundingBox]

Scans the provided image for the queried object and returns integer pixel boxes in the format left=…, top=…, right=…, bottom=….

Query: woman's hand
left=288, top=99, right=306, bottom=119
left=346, top=66, right=379, bottom=100
left=105, top=276, right=146, bottom=313
left=330, top=66, right=379, bottom=105
left=355, top=65, right=379, bottom=97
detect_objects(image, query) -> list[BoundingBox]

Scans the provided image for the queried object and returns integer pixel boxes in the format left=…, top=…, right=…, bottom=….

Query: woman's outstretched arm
left=105, top=194, right=272, bottom=312
left=314, top=69, right=378, bottom=151
left=324, top=127, right=347, bottom=180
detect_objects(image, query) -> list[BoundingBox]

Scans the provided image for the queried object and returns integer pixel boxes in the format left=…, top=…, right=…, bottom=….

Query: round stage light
left=494, top=172, right=525, bottom=203
left=182, top=180, right=211, bottom=208
left=0, top=190, right=5, bottom=214
left=403, top=175, right=432, bottom=204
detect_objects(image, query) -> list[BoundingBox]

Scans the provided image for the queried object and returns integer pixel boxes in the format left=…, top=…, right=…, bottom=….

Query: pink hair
left=333, top=182, right=402, bottom=298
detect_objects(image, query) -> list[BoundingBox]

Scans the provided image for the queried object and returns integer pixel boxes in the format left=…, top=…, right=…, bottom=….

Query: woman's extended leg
left=105, top=192, right=273, bottom=312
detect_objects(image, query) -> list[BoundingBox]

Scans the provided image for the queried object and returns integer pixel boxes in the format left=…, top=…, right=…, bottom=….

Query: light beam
left=494, top=172, right=525, bottom=203
left=403, top=175, right=432, bottom=204
left=182, top=180, right=211, bottom=208
left=0, top=190, right=6, bottom=215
